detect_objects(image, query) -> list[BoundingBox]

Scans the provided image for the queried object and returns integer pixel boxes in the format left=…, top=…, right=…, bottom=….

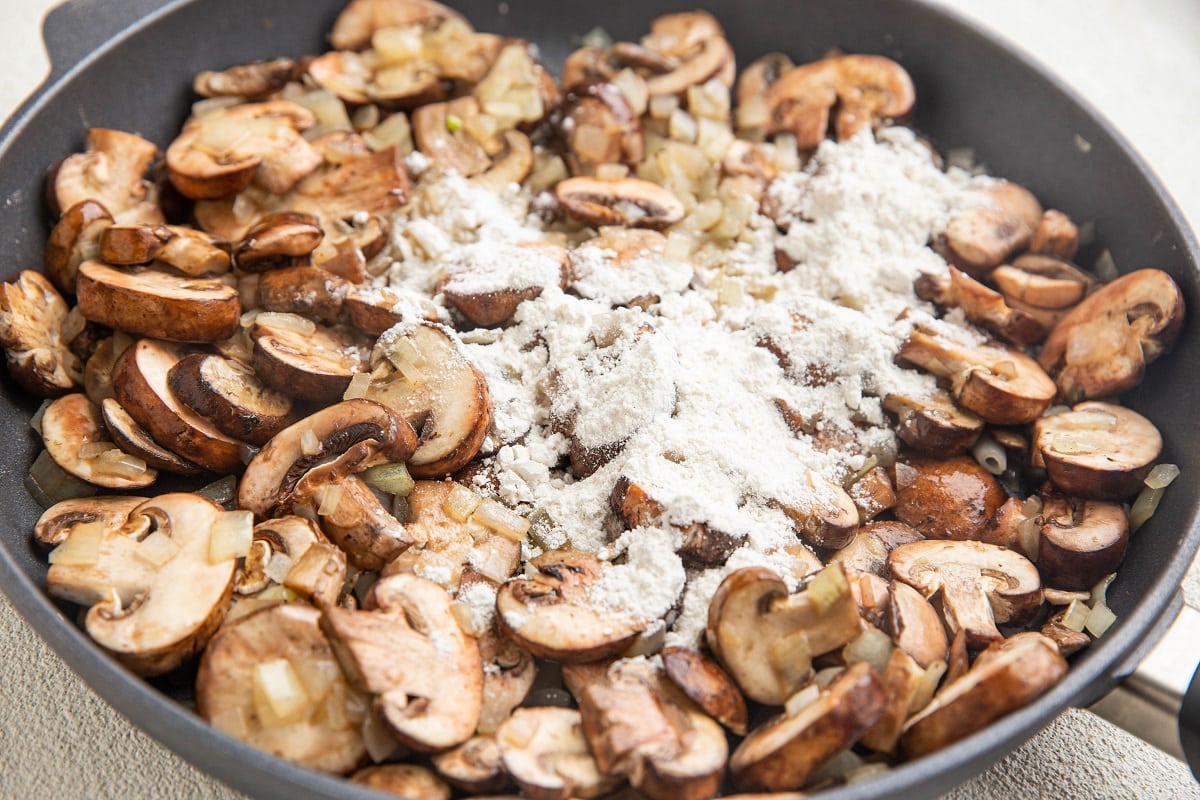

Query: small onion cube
left=47, top=521, right=106, bottom=566
left=1130, top=485, right=1165, bottom=531
left=843, top=627, right=893, bottom=674
left=1061, top=598, right=1090, bottom=633
left=1145, top=463, right=1181, bottom=490
left=362, top=710, right=404, bottom=762
left=97, top=450, right=148, bottom=479
left=264, top=551, right=295, bottom=584
left=362, top=462, right=415, bottom=497
left=209, top=706, right=250, bottom=739
left=1084, top=602, right=1118, bottom=638
left=1089, top=573, right=1118, bottom=608
left=784, top=683, right=820, bottom=717
left=77, top=441, right=113, bottom=460
left=253, top=658, right=311, bottom=725
left=910, top=660, right=947, bottom=714
left=135, top=531, right=180, bottom=567
left=443, top=484, right=481, bottom=522
left=472, top=498, right=530, bottom=541
left=807, top=564, right=850, bottom=613
left=288, top=655, right=342, bottom=704
left=208, top=510, right=254, bottom=564
left=300, top=428, right=322, bottom=457
left=343, top=372, right=372, bottom=401
left=317, top=483, right=345, bottom=517
left=284, top=542, right=342, bottom=598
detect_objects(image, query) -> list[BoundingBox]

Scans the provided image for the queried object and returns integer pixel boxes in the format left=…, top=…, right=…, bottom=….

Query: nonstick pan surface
left=1, top=1, right=1198, bottom=798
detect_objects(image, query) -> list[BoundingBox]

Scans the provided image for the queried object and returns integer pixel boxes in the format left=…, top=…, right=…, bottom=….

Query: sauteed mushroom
left=496, top=707, right=619, bottom=800
left=914, top=266, right=1046, bottom=346
left=0, top=270, right=82, bottom=396
left=99, top=224, right=231, bottom=276
left=882, top=390, right=984, bottom=457
left=891, top=455, right=1007, bottom=543
left=661, top=646, right=749, bottom=735
left=939, top=182, right=1043, bottom=276
left=193, top=58, right=300, bottom=100
left=1038, top=492, right=1129, bottom=591
left=1034, top=401, right=1162, bottom=500
left=234, top=212, right=325, bottom=272
left=49, top=128, right=163, bottom=225
left=351, top=765, right=452, bottom=800
left=44, top=200, right=114, bottom=295
left=40, top=393, right=157, bottom=489
left=556, top=177, right=685, bottom=230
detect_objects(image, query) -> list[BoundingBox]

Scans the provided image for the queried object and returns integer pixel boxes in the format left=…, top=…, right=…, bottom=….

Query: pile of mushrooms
left=0, top=0, right=1187, bottom=797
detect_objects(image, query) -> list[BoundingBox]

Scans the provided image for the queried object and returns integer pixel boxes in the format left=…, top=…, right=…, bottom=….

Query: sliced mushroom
left=76, top=260, right=241, bottom=343
left=1037, top=268, right=1185, bottom=401
left=765, top=55, right=914, bottom=149
left=49, top=128, right=163, bottom=225
left=991, top=254, right=1096, bottom=310
left=256, top=266, right=349, bottom=325
left=830, top=521, right=925, bottom=577
left=330, top=0, right=464, bottom=51
left=34, top=495, right=145, bottom=548
left=938, top=182, right=1043, bottom=277
left=557, top=80, right=644, bottom=177
left=774, top=472, right=861, bottom=550
left=891, top=455, right=1007, bottom=543
left=705, top=564, right=861, bottom=705
left=322, top=573, right=483, bottom=750
left=1040, top=611, right=1092, bottom=657
left=412, top=98, right=494, bottom=177
left=345, top=284, right=438, bottom=335
left=472, top=130, right=535, bottom=192
left=859, top=646, right=926, bottom=753
left=194, top=58, right=300, bottom=99
left=441, top=241, right=570, bottom=328
left=641, top=13, right=735, bottom=98
left=1029, top=209, right=1080, bottom=260
left=496, top=549, right=646, bottom=663
left=233, top=212, right=325, bottom=272
left=914, top=267, right=1046, bottom=346
left=168, top=352, right=302, bottom=447
left=729, top=663, right=887, bottom=792
left=0, top=270, right=82, bottom=396
left=887, top=580, right=949, bottom=669
left=364, top=321, right=493, bottom=477
left=847, top=465, right=897, bottom=522
left=495, top=707, right=620, bottom=800
left=661, top=646, right=749, bottom=735
left=112, top=339, right=245, bottom=473
left=351, top=764, right=452, bottom=800
left=83, top=336, right=121, bottom=406
left=897, top=326, right=1055, bottom=425
left=901, top=632, right=1067, bottom=758
left=237, top=515, right=347, bottom=610
left=251, top=318, right=369, bottom=404
left=610, top=477, right=740, bottom=567
left=476, top=626, right=538, bottom=736
left=100, top=397, right=206, bottom=476
left=889, top=540, right=1043, bottom=648
left=296, top=471, right=415, bottom=572
left=39, top=393, right=156, bottom=488
left=292, top=144, right=410, bottom=235
left=1034, top=401, right=1162, bottom=500
left=167, top=101, right=322, bottom=200
left=309, top=50, right=446, bottom=110
left=99, top=224, right=231, bottom=276
left=196, top=602, right=367, bottom=773
left=44, top=200, right=115, bottom=295
left=556, top=177, right=685, bottom=230
left=736, top=52, right=794, bottom=109
left=882, top=389, right=984, bottom=456
left=45, top=492, right=237, bottom=675
left=1037, top=492, right=1129, bottom=591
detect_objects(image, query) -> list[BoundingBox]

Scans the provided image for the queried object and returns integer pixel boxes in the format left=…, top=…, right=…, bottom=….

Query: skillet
left=1, top=0, right=1199, bottom=798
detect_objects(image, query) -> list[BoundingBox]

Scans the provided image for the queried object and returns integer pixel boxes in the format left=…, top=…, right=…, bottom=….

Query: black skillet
left=1, top=0, right=1199, bottom=798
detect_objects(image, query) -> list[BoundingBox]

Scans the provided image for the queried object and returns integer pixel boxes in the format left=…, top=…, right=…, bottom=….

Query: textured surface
left=1, top=0, right=1199, bottom=798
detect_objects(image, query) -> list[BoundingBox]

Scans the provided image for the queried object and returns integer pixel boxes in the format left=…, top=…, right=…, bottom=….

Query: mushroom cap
left=661, top=646, right=749, bottom=735
left=495, top=707, right=619, bottom=800
left=330, top=0, right=465, bottom=51
left=41, top=393, right=158, bottom=489
left=888, top=579, right=949, bottom=669
left=1035, top=401, right=1162, bottom=500
left=476, top=627, right=538, bottom=736
left=233, top=211, right=325, bottom=272
left=991, top=254, right=1095, bottom=310
left=1038, top=493, right=1130, bottom=591
left=251, top=319, right=370, bottom=404
left=556, top=177, right=685, bottom=230
left=0, top=270, right=82, bottom=397
left=100, top=397, right=207, bottom=476
left=44, top=199, right=114, bottom=295
left=892, top=455, right=1007, bottom=542
left=296, top=471, right=415, bottom=572
left=193, top=57, right=299, bottom=100
left=195, top=602, right=368, bottom=774
left=50, top=128, right=162, bottom=225
left=99, top=224, right=231, bottom=276
left=431, top=736, right=511, bottom=795
left=34, top=495, right=145, bottom=548
left=257, top=266, right=348, bottom=326
left=883, top=389, right=984, bottom=456
left=557, top=80, right=644, bottom=177
left=859, top=646, right=926, bottom=753
left=350, top=764, right=452, bottom=800
left=830, top=520, right=925, bottom=576
left=167, top=352, right=302, bottom=447
left=939, top=181, right=1042, bottom=276
left=914, top=266, right=1046, bottom=347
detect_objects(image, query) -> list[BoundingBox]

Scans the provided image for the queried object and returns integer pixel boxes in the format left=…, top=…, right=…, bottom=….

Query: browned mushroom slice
left=237, top=515, right=347, bottom=610
left=322, top=573, right=483, bottom=750
left=193, top=58, right=299, bottom=99
left=34, top=495, right=146, bottom=548
left=556, top=177, right=685, bottom=230
left=705, top=564, right=861, bottom=705
left=661, top=646, right=749, bottom=735
left=45, top=492, right=237, bottom=676
left=473, top=130, right=535, bottom=192
left=882, top=389, right=984, bottom=456
left=99, top=224, right=231, bottom=276
left=292, top=143, right=410, bottom=228
left=729, top=663, right=887, bottom=792
left=495, top=707, right=620, bottom=800
left=76, top=261, right=241, bottom=343
left=251, top=318, right=369, bottom=404
left=364, top=322, right=493, bottom=478
left=1037, top=492, right=1129, bottom=591
left=897, top=326, right=1055, bottom=425
left=351, top=764, right=452, bottom=800
left=915, top=267, right=1046, bottom=346
left=775, top=472, right=861, bottom=550
left=256, top=266, right=349, bottom=326
left=565, top=657, right=727, bottom=800
left=330, top=0, right=464, bottom=51
left=847, top=465, right=897, bottom=522
left=83, top=337, right=121, bottom=406
left=1040, top=610, right=1091, bottom=657
left=891, top=455, right=1007, bottom=542
left=610, top=477, right=739, bottom=566
left=39, top=393, right=156, bottom=489
left=0, top=270, right=82, bottom=396
left=830, top=521, right=925, bottom=577
left=49, top=128, right=163, bottom=225
left=1034, top=401, right=1162, bottom=500
left=168, top=352, right=302, bottom=447
left=432, top=736, right=511, bottom=795
left=233, top=212, right=325, bottom=273
left=859, top=646, right=926, bottom=753
left=100, top=398, right=206, bottom=476
left=167, top=101, right=322, bottom=200
left=557, top=80, right=644, bottom=177
left=990, top=254, right=1095, bottom=310
left=640, top=12, right=734, bottom=97
left=1029, top=209, right=1080, bottom=260
left=412, top=98, right=493, bottom=177
left=736, top=52, right=794, bottom=109
left=442, top=242, right=569, bottom=328
left=765, top=55, right=914, bottom=148
left=901, top=632, right=1067, bottom=758
left=495, top=549, right=646, bottom=663
left=889, top=540, right=1043, bottom=648
left=196, top=602, right=367, bottom=773
left=1037, top=268, right=1185, bottom=401
left=938, top=182, right=1043, bottom=277
left=44, top=200, right=114, bottom=295
left=296, top=471, right=415, bottom=572
left=887, top=580, right=949, bottom=669
left=308, top=50, right=445, bottom=110
left=345, top=284, right=438, bottom=335
left=112, top=339, right=245, bottom=473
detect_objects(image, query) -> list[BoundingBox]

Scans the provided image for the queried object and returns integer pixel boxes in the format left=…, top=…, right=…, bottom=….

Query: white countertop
left=1, top=1, right=1199, bottom=798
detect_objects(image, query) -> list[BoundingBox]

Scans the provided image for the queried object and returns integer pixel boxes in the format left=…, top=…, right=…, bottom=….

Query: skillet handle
left=42, top=0, right=176, bottom=80
left=1089, top=601, right=1200, bottom=775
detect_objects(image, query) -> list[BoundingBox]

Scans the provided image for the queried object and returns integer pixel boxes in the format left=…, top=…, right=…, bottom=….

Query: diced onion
left=1017, top=518, right=1040, bottom=562
left=1145, top=463, right=1181, bottom=490
left=363, top=112, right=414, bottom=154
left=1094, top=248, right=1119, bottom=282
left=669, top=109, right=698, bottom=143
left=47, top=521, right=106, bottom=566
left=135, top=531, right=181, bottom=567
left=909, top=660, right=947, bottom=714
left=362, top=463, right=415, bottom=497
left=649, top=94, right=679, bottom=120
left=1130, top=484, right=1166, bottom=532
left=362, top=711, right=404, bottom=762
left=26, top=450, right=98, bottom=509
left=809, top=748, right=864, bottom=784
left=317, top=483, right=345, bottom=517
left=1021, top=495, right=1044, bottom=517
left=1060, top=598, right=1090, bottom=633
left=473, top=542, right=515, bottom=583
left=77, top=441, right=114, bottom=459
left=1084, top=602, right=1117, bottom=638
left=846, top=763, right=892, bottom=784
left=209, top=510, right=254, bottom=564
left=806, top=564, right=850, bottom=614
left=843, top=627, right=893, bottom=674
left=288, top=655, right=341, bottom=704
left=253, top=658, right=311, bottom=726
left=971, top=434, right=1006, bottom=476
left=96, top=449, right=148, bottom=479
left=443, top=484, right=482, bottom=522
left=300, top=428, right=322, bottom=457
left=1090, top=573, right=1117, bottom=608
left=343, top=372, right=372, bottom=401
left=1058, top=410, right=1118, bottom=431
left=264, top=550, right=295, bottom=584
left=595, top=163, right=630, bottom=182
left=452, top=601, right=488, bottom=638
left=472, top=498, right=531, bottom=541
left=784, top=683, right=820, bottom=717
left=256, top=312, right=316, bottom=336
left=209, top=707, right=250, bottom=739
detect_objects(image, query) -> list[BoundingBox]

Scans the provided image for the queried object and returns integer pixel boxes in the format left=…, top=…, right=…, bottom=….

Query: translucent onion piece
left=256, top=312, right=316, bottom=336
left=1057, top=410, right=1118, bottom=431
left=1061, top=599, right=1090, bottom=633
left=77, top=441, right=113, bottom=460
left=253, top=658, right=311, bottom=726
left=784, top=683, right=820, bottom=717
left=971, top=434, right=1007, bottom=476
left=209, top=510, right=254, bottom=564
left=209, top=706, right=250, bottom=739
left=300, top=428, right=322, bottom=457
left=843, top=627, right=893, bottom=675
left=1145, top=463, right=1181, bottom=490
left=1084, top=602, right=1117, bottom=638
left=288, top=655, right=342, bottom=704
left=47, top=521, right=106, bottom=566
left=649, top=94, right=679, bottom=119
left=909, top=660, right=947, bottom=714
left=1090, top=573, right=1118, bottom=608
left=135, top=531, right=181, bottom=567
left=96, top=449, right=148, bottom=479
left=343, top=372, right=372, bottom=401
left=472, top=498, right=530, bottom=541
left=362, top=710, right=404, bottom=763
left=25, top=450, right=98, bottom=508
left=443, top=484, right=482, bottom=522
left=1130, top=485, right=1165, bottom=532
left=1094, top=248, right=1118, bottom=282
left=362, top=462, right=415, bottom=497
left=317, top=483, right=345, bottom=517
left=264, top=550, right=295, bottom=584
left=1017, top=518, right=1040, bottom=562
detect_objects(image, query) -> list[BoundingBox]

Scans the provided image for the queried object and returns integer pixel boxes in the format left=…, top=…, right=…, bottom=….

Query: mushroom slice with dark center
left=112, top=339, right=245, bottom=473
left=1037, top=268, right=1185, bottom=402
left=351, top=764, right=452, bottom=800
left=295, top=471, right=415, bottom=572
left=765, top=54, right=914, bottom=149
left=233, top=212, right=325, bottom=273
left=887, top=580, right=949, bottom=669
left=640, top=12, right=734, bottom=97
left=45, top=492, right=238, bottom=676
left=729, top=662, right=887, bottom=792
left=321, top=573, right=483, bottom=750
left=888, top=540, right=1043, bottom=648
left=99, top=224, right=231, bottom=276
left=1034, top=401, right=1162, bottom=500
left=0, top=270, right=82, bottom=397
left=196, top=602, right=368, bottom=773
left=167, top=101, right=323, bottom=200
left=76, top=261, right=241, bottom=343
left=168, top=352, right=302, bottom=447
left=364, top=321, right=493, bottom=478
left=660, top=646, right=749, bottom=735
left=882, top=389, right=984, bottom=456
left=897, top=326, right=1056, bottom=425
left=901, top=632, right=1067, bottom=758
left=1029, top=209, right=1080, bottom=260
left=735, top=52, right=794, bottom=130
left=441, top=241, right=569, bottom=329
left=891, top=455, right=1007, bottom=542
left=495, top=549, right=647, bottom=663
left=830, top=520, right=925, bottom=577
left=193, top=58, right=300, bottom=100
left=495, top=707, right=620, bottom=800
left=938, top=182, right=1043, bottom=277
left=610, top=477, right=739, bottom=566
left=344, top=284, right=438, bottom=336
left=990, top=254, right=1096, bottom=310
left=705, top=564, right=861, bottom=705
left=256, top=266, right=349, bottom=325
left=34, top=496, right=146, bottom=549
left=100, top=398, right=206, bottom=476
left=557, top=80, right=644, bottom=177
left=250, top=318, right=370, bottom=404
left=40, top=393, right=157, bottom=489
left=564, top=657, right=728, bottom=800
left=914, top=266, right=1046, bottom=346
left=556, top=177, right=685, bottom=230
left=1037, top=492, right=1129, bottom=591
left=235, top=515, right=346, bottom=611
left=49, top=128, right=163, bottom=225
left=774, top=471, right=861, bottom=550
left=431, top=736, right=510, bottom=795
left=330, top=0, right=465, bottom=51
left=44, top=200, right=114, bottom=295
